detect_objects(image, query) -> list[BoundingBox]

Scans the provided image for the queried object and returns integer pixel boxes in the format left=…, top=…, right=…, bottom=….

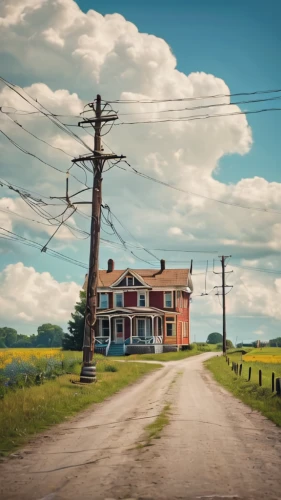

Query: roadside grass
left=0, top=359, right=160, bottom=456
left=117, top=344, right=218, bottom=362
left=205, top=355, right=281, bottom=427
left=136, top=403, right=171, bottom=449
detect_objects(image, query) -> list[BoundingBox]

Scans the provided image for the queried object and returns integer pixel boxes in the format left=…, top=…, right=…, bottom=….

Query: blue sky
left=0, top=0, right=281, bottom=342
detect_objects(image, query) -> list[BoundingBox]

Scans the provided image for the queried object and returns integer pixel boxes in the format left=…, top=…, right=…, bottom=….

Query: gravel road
left=1, top=352, right=281, bottom=500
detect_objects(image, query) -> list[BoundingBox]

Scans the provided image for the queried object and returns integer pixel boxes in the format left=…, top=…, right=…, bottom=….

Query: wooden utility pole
left=71, top=95, right=125, bottom=383
left=214, top=256, right=232, bottom=357
left=221, top=255, right=227, bottom=356
left=82, top=95, right=102, bottom=369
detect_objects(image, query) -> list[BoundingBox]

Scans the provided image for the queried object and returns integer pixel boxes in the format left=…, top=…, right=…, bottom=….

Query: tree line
left=0, top=324, right=65, bottom=348
left=0, top=291, right=86, bottom=350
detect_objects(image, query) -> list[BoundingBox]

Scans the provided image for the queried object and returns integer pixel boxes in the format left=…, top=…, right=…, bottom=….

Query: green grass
left=137, top=403, right=171, bottom=448
left=0, top=358, right=160, bottom=456
left=118, top=344, right=218, bottom=362
left=205, top=355, right=281, bottom=427
left=246, top=347, right=281, bottom=356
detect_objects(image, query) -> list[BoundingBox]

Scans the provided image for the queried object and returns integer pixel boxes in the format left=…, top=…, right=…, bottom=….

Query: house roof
left=83, top=268, right=191, bottom=289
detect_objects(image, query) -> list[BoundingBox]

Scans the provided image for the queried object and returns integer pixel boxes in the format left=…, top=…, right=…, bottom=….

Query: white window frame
left=137, top=291, right=147, bottom=307
left=164, top=291, right=173, bottom=308
left=137, top=318, right=146, bottom=337
left=183, top=322, right=188, bottom=338
left=99, top=318, right=110, bottom=337
left=166, top=315, right=176, bottom=337
left=114, top=292, right=124, bottom=308
left=99, top=293, right=109, bottom=309
left=126, top=276, right=134, bottom=286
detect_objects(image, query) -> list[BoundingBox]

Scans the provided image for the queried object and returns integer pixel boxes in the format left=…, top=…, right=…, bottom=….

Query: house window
left=164, top=291, right=173, bottom=308
left=114, top=293, right=124, bottom=307
left=183, top=322, right=188, bottom=338
left=126, top=276, right=134, bottom=286
left=100, top=293, right=108, bottom=309
left=99, top=319, right=109, bottom=336
left=137, top=318, right=146, bottom=337
left=138, top=292, right=146, bottom=307
left=166, top=316, right=176, bottom=336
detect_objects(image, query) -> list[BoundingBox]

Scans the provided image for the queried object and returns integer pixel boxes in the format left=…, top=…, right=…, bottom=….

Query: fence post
left=228, top=358, right=230, bottom=366
left=226, top=356, right=228, bottom=363
left=231, top=362, right=234, bottom=371
left=239, top=364, right=242, bottom=376
left=259, top=369, right=262, bottom=387
left=272, top=372, right=275, bottom=393
left=276, top=378, right=281, bottom=396
left=248, top=367, right=251, bottom=382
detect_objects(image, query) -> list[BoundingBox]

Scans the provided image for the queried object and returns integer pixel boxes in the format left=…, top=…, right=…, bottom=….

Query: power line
left=118, top=164, right=281, bottom=215
left=115, top=107, right=281, bottom=125
left=107, top=86, right=281, bottom=103
left=117, top=95, right=281, bottom=116
left=0, top=226, right=88, bottom=270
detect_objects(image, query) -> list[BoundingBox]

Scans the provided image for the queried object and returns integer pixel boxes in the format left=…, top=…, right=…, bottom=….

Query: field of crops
left=0, top=348, right=83, bottom=397
left=242, top=347, right=281, bottom=364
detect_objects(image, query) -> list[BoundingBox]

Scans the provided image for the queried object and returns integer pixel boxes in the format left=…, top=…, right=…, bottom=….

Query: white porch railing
left=130, top=336, right=163, bottom=345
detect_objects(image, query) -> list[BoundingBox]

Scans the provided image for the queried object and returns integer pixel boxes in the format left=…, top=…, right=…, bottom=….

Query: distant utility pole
left=72, top=95, right=125, bottom=383
left=221, top=255, right=227, bottom=356
left=214, top=256, right=233, bottom=356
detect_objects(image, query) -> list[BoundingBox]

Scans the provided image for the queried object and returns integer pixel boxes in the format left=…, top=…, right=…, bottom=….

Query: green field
left=205, top=351, right=281, bottom=426
left=0, top=355, right=160, bottom=456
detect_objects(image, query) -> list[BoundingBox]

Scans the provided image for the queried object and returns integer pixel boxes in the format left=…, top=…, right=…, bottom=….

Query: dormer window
left=126, top=276, right=134, bottom=286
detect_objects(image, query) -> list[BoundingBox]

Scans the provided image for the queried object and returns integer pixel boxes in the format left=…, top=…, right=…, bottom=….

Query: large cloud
left=0, top=0, right=280, bottom=329
left=0, top=262, right=81, bottom=324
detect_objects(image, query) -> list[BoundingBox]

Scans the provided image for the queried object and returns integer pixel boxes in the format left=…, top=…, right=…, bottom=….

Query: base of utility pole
left=80, top=362, right=96, bottom=383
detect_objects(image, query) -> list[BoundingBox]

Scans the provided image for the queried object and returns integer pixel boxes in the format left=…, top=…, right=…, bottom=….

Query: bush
left=186, top=343, right=196, bottom=351
left=104, top=364, right=118, bottom=372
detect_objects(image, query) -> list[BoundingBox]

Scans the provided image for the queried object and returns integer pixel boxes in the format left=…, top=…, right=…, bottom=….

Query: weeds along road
left=1, top=352, right=281, bottom=500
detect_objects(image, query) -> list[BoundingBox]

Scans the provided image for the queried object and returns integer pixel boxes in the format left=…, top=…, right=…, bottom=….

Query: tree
left=37, top=324, right=64, bottom=347
left=0, top=338, right=7, bottom=348
left=269, top=337, right=281, bottom=347
left=206, top=332, right=223, bottom=344
left=62, top=291, right=85, bottom=351
left=0, top=327, right=17, bottom=347
left=226, top=339, right=233, bottom=348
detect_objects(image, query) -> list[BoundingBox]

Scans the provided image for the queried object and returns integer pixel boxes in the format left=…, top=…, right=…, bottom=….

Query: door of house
left=114, top=318, right=124, bottom=343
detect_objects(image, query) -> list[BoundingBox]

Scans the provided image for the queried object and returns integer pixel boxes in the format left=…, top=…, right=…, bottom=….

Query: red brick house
left=84, top=259, right=193, bottom=356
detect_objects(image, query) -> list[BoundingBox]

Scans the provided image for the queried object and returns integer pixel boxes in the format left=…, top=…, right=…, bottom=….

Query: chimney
left=107, top=259, right=114, bottom=273
left=160, top=259, right=165, bottom=272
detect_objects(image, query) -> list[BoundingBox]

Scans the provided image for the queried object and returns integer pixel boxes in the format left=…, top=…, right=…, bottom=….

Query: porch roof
left=96, top=306, right=176, bottom=316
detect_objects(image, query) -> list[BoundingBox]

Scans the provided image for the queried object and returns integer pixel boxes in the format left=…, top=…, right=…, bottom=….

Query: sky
left=0, top=0, right=281, bottom=343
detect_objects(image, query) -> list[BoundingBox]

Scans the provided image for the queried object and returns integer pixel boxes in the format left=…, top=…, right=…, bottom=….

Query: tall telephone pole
left=221, top=255, right=227, bottom=356
left=72, top=95, right=125, bottom=383
left=214, top=256, right=232, bottom=356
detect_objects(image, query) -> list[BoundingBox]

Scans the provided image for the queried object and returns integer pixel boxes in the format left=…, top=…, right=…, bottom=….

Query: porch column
left=151, top=315, right=154, bottom=339
left=129, top=316, right=133, bottom=344
left=161, top=316, right=163, bottom=341
left=108, top=315, right=111, bottom=342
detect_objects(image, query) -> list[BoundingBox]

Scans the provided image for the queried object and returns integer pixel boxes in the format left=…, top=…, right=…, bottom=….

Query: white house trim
left=110, top=268, right=150, bottom=288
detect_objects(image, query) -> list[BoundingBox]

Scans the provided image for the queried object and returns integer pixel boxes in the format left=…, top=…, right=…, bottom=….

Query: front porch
left=94, top=307, right=165, bottom=356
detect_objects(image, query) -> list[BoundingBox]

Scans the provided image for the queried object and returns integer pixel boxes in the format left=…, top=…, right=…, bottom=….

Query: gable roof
left=83, top=267, right=191, bottom=289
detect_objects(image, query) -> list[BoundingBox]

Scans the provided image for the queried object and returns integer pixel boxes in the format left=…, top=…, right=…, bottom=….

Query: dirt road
left=1, top=352, right=281, bottom=500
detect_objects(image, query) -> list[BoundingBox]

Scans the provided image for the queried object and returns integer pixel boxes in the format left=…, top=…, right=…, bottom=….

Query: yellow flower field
left=0, top=348, right=63, bottom=369
left=243, top=354, right=281, bottom=364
